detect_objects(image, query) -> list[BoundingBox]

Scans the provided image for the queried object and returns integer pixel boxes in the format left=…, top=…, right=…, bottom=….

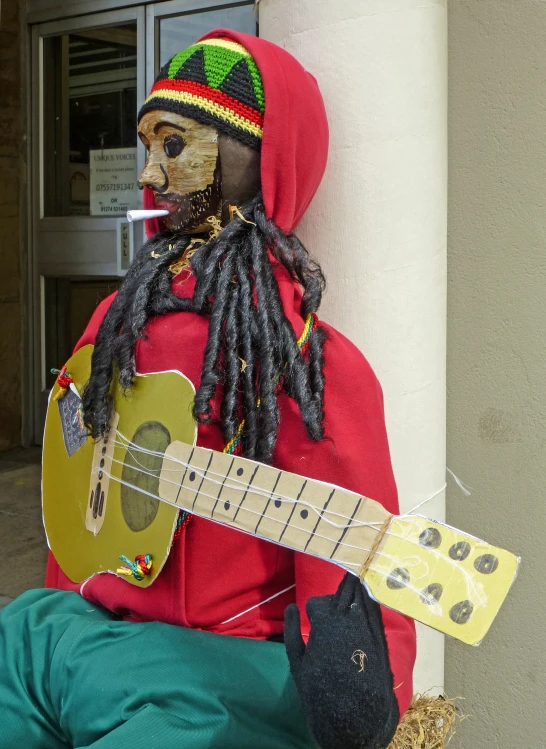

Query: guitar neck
left=158, top=441, right=390, bottom=572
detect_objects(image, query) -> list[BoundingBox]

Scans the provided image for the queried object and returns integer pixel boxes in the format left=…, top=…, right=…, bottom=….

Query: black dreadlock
left=82, top=194, right=327, bottom=463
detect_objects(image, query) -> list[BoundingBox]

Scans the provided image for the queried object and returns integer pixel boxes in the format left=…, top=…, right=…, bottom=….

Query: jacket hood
left=144, top=29, right=329, bottom=237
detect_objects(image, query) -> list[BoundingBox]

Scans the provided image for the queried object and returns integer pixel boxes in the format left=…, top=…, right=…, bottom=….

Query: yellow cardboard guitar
left=43, top=345, right=520, bottom=646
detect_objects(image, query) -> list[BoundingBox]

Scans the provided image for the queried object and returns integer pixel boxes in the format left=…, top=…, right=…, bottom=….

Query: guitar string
left=112, top=429, right=446, bottom=533
left=110, top=434, right=386, bottom=530
left=113, top=428, right=450, bottom=525
left=106, top=453, right=390, bottom=558
left=99, top=465, right=385, bottom=572
left=100, top=465, right=478, bottom=618
left=110, top=435, right=470, bottom=572
left=108, top=435, right=484, bottom=601
left=100, top=456, right=486, bottom=608
left=341, top=559, right=451, bottom=616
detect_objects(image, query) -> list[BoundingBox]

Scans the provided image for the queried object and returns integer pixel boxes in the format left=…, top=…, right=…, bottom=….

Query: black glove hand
left=284, top=573, right=399, bottom=749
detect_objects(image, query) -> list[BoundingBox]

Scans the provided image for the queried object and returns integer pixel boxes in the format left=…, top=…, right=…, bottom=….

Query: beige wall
left=0, top=0, right=23, bottom=450
left=446, top=1, right=546, bottom=745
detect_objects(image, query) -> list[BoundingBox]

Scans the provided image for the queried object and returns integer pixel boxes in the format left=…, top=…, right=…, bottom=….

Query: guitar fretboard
left=158, top=441, right=520, bottom=646
left=159, top=442, right=390, bottom=571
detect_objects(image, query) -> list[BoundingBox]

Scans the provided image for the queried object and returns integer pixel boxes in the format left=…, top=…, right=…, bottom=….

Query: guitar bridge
left=85, top=413, right=119, bottom=536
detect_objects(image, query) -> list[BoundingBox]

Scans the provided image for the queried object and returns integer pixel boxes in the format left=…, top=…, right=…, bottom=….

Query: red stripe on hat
left=150, top=79, right=264, bottom=127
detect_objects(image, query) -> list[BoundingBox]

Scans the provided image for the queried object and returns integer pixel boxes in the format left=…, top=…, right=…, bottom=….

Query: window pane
left=43, top=24, right=138, bottom=217
left=159, top=4, right=256, bottom=68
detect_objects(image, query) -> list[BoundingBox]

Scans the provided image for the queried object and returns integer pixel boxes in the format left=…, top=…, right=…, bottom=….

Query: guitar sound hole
left=121, top=421, right=171, bottom=532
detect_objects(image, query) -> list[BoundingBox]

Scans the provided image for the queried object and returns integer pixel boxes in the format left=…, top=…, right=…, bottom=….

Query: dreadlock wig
left=82, top=195, right=327, bottom=463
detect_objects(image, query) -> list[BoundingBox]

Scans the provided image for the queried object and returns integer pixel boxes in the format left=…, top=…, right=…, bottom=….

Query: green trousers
left=0, top=589, right=318, bottom=749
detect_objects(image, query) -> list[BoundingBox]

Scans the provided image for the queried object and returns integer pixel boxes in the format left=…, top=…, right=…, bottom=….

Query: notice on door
left=89, top=148, right=138, bottom=216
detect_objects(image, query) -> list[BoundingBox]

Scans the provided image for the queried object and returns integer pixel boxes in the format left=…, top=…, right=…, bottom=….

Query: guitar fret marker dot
left=300, top=509, right=309, bottom=519
left=101, top=447, right=107, bottom=455
left=224, top=501, right=230, bottom=511
left=274, top=500, right=282, bottom=508
left=189, top=471, right=196, bottom=482
left=100, top=459, right=105, bottom=468
left=236, top=467, right=244, bottom=476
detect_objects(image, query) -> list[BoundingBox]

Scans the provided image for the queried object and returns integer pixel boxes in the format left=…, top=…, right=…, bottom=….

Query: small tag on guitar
left=58, top=388, right=87, bottom=457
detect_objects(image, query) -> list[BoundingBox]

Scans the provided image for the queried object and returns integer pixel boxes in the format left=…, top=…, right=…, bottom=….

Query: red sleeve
left=288, top=326, right=416, bottom=718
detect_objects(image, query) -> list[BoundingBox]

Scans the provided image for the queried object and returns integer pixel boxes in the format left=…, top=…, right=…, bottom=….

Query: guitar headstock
left=363, top=515, right=520, bottom=645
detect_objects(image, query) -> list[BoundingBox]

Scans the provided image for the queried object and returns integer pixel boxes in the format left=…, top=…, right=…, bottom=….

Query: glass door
left=145, top=0, right=256, bottom=89
left=29, top=0, right=256, bottom=443
left=31, top=8, right=146, bottom=442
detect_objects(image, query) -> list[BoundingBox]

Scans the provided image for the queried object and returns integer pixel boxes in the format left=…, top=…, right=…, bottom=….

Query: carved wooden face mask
left=138, top=110, right=221, bottom=233
left=139, top=110, right=262, bottom=234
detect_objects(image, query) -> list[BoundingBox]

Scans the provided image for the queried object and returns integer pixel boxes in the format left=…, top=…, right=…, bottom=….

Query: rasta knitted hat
left=138, top=37, right=264, bottom=149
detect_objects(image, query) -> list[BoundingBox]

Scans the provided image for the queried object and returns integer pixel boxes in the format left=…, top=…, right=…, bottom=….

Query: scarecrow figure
left=0, top=31, right=417, bottom=748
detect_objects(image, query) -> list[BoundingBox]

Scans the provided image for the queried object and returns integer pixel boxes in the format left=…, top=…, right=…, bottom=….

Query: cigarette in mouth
left=126, top=209, right=169, bottom=223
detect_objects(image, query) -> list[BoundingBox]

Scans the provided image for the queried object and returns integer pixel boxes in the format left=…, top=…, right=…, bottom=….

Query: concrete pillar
left=259, top=0, right=447, bottom=693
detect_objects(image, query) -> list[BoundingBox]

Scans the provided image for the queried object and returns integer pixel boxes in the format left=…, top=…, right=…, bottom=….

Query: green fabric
left=0, top=589, right=319, bottom=749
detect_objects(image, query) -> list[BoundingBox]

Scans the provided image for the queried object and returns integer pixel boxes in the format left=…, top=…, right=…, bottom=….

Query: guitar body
left=42, top=345, right=197, bottom=587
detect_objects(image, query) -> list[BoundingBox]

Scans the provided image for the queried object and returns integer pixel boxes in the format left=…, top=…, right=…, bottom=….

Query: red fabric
left=46, top=30, right=415, bottom=716
left=45, top=265, right=415, bottom=715
left=199, top=29, right=329, bottom=234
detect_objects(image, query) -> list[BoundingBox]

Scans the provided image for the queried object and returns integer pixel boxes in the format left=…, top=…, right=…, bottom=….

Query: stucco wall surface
left=446, top=1, right=546, bottom=746
left=260, top=0, right=447, bottom=694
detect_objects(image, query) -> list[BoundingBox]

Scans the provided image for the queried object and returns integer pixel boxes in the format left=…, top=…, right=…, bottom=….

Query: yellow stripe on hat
left=199, top=38, right=251, bottom=57
left=144, top=90, right=263, bottom=138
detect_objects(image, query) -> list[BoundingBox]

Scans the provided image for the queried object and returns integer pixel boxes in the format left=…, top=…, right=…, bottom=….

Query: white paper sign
left=89, top=148, right=138, bottom=217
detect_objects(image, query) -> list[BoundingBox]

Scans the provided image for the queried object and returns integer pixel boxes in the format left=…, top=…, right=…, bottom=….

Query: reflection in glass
left=44, top=278, right=121, bottom=388
left=159, top=4, right=256, bottom=68
left=43, top=24, right=137, bottom=217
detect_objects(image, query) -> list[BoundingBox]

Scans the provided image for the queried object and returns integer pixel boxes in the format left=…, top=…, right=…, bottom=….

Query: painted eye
left=164, top=134, right=185, bottom=158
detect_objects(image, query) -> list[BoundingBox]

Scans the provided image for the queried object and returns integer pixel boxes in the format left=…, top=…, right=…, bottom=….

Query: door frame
left=28, top=6, right=146, bottom=444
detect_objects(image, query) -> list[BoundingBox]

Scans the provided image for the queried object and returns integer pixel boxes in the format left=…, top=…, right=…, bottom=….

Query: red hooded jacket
left=45, top=29, right=416, bottom=717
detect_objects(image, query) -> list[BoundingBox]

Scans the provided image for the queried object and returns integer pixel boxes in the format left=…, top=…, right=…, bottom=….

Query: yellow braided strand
left=224, top=418, right=246, bottom=454
left=200, top=38, right=251, bottom=57
left=297, top=314, right=314, bottom=347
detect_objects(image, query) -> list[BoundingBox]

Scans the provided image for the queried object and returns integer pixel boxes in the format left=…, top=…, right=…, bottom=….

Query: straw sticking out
left=127, top=209, right=169, bottom=223
left=387, top=694, right=462, bottom=748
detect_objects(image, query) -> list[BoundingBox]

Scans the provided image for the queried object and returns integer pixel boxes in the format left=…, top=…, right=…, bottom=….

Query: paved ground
left=0, top=447, right=47, bottom=608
